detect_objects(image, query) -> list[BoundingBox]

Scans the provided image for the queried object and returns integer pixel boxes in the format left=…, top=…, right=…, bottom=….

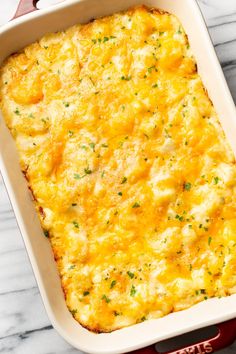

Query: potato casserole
left=0, top=5, right=236, bottom=333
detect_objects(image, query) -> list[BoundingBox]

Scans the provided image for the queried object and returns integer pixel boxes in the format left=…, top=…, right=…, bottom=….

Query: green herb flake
left=70, top=309, right=77, bottom=316
left=121, top=76, right=131, bottom=81
left=102, top=294, right=111, bottom=303
left=118, top=192, right=123, bottom=196
left=208, top=237, right=212, bottom=246
left=73, top=221, right=79, bottom=229
left=127, top=271, right=135, bottom=279
left=84, top=167, right=92, bottom=175
left=213, top=177, right=219, bottom=185
left=148, top=66, right=157, bottom=73
left=184, top=182, right=192, bottom=191
left=177, top=27, right=182, bottom=34
left=121, top=176, right=127, bottom=184
left=14, top=108, right=20, bottom=115
left=176, top=214, right=184, bottom=222
left=43, top=230, right=49, bottom=238
left=68, top=130, right=74, bottom=137
left=83, top=291, right=90, bottom=296
left=74, top=173, right=82, bottom=180
left=132, top=202, right=140, bottom=208
left=110, top=280, right=116, bottom=289
left=89, top=143, right=95, bottom=152
left=130, top=285, right=137, bottom=297
left=101, top=143, right=108, bottom=148
left=152, top=83, right=158, bottom=88
left=63, top=102, right=70, bottom=107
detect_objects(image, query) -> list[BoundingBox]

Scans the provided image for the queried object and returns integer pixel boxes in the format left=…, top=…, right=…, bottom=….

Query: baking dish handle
left=130, top=318, right=236, bottom=354
left=13, top=0, right=37, bottom=19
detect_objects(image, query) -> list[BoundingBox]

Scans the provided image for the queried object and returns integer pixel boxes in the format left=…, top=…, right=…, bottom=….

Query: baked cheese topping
left=1, top=6, right=236, bottom=332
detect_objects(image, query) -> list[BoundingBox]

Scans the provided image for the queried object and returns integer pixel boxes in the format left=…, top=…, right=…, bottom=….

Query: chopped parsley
left=73, top=221, right=79, bottom=228
left=177, top=27, right=182, bottom=34
left=84, top=167, right=92, bottom=175
left=121, top=176, right=127, bottom=184
left=70, top=309, right=77, bottom=316
left=110, top=280, right=116, bottom=289
left=92, top=36, right=116, bottom=44
left=175, top=214, right=184, bottom=222
left=74, top=173, right=82, bottom=180
left=102, top=294, right=111, bottom=303
left=83, top=291, right=90, bottom=296
left=213, top=177, right=219, bottom=185
left=132, top=202, right=140, bottom=208
left=68, top=130, right=74, bottom=137
left=43, top=230, right=49, bottom=238
left=130, top=285, right=137, bottom=297
left=118, top=192, right=123, bottom=196
left=208, top=237, right=212, bottom=246
left=63, top=102, right=70, bottom=107
left=121, top=76, right=131, bottom=81
left=101, top=143, right=108, bottom=148
left=148, top=66, right=158, bottom=73
left=184, top=182, right=192, bottom=191
left=89, top=142, right=95, bottom=152
left=14, top=108, right=20, bottom=115
left=127, top=271, right=135, bottom=279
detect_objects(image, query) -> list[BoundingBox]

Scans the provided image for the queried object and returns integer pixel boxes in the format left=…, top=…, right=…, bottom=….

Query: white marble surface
left=0, top=1, right=236, bottom=353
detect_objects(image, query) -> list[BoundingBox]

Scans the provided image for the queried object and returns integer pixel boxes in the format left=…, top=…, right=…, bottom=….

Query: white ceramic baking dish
left=0, top=1, right=236, bottom=353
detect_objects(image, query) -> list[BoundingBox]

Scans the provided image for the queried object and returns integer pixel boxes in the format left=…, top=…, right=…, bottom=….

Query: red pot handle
left=130, top=319, right=236, bottom=354
left=13, top=0, right=38, bottom=19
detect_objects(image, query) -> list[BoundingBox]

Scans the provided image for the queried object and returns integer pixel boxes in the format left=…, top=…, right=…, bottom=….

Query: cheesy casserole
left=0, top=5, right=236, bottom=333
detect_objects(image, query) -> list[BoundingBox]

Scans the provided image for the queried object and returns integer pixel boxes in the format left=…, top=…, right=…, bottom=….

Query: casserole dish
left=0, top=0, right=236, bottom=353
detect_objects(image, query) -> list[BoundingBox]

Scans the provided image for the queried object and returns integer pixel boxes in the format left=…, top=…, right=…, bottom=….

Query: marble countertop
left=0, top=1, right=236, bottom=353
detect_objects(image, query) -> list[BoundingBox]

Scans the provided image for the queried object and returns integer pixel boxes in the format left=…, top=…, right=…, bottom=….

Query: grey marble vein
left=1, top=1, right=236, bottom=353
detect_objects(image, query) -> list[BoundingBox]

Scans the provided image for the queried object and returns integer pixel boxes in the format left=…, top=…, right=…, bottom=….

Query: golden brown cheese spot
left=11, top=73, right=43, bottom=105
left=1, top=5, right=236, bottom=333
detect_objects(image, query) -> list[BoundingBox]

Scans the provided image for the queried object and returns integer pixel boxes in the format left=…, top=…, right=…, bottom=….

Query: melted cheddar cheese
left=1, top=6, right=236, bottom=333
